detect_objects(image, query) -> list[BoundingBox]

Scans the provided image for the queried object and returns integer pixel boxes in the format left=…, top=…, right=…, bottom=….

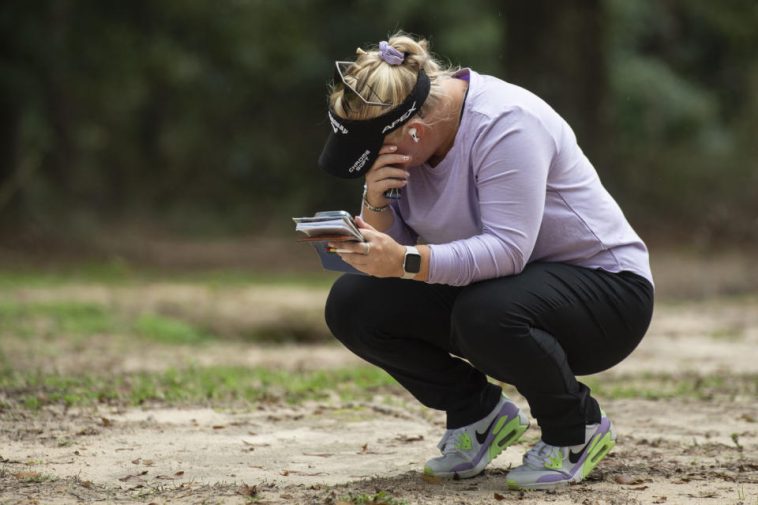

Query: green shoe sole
left=487, top=414, right=530, bottom=463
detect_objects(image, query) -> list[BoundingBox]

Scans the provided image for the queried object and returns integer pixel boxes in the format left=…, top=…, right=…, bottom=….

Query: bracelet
left=362, top=194, right=390, bottom=212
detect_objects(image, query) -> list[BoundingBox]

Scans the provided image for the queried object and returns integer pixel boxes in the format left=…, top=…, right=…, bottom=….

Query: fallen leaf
left=652, top=497, right=667, bottom=504
left=631, top=485, right=649, bottom=491
left=175, top=471, right=184, bottom=476
left=131, top=458, right=141, bottom=465
left=302, top=452, right=333, bottom=458
left=212, top=425, right=225, bottom=430
left=356, top=443, right=380, bottom=455
left=142, top=459, right=155, bottom=466
left=79, top=480, right=93, bottom=488
left=237, top=484, right=258, bottom=497
left=395, top=434, right=424, bottom=442
left=101, top=417, right=114, bottom=428
left=614, top=474, right=645, bottom=485
left=118, top=471, right=148, bottom=482
left=688, top=492, right=718, bottom=498
left=279, top=469, right=324, bottom=476
left=494, top=492, right=506, bottom=500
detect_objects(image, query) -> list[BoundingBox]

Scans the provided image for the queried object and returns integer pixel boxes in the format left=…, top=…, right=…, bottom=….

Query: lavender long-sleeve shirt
left=380, top=69, right=653, bottom=287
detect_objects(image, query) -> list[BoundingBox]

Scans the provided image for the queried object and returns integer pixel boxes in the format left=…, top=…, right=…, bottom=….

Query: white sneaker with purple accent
left=424, top=395, right=530, bottom=479
left=506, top=413, right=616, bottom=490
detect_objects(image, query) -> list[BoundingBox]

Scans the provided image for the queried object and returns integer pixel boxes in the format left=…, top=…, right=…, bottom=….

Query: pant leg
left=450, top=263, right=654, bottom=446
left=324, top=274, right=502, bottom=428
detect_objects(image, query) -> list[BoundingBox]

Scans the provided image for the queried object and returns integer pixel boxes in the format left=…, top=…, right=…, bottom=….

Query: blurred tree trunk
left=0, top=97, right=22, bottom=219
left=42, top=0, right=77, bottom=203
left=0, top=3, right=24, bottom=222
left=503, top=0, right=609, bottom=166
left=139, top=78, right=169, bottom=208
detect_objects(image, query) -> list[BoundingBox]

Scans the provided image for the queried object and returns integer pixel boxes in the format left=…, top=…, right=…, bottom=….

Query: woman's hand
left=329, top=216, right=406, bottom=277
left=363, top=144, right=411, bottom=208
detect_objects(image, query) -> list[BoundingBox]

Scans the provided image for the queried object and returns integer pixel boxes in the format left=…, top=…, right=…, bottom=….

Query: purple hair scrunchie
left=379, top=41, right=405, bottom=65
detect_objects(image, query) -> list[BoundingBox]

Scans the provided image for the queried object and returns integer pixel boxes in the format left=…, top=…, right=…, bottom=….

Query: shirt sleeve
left=427, top=109, right=555, bottom=286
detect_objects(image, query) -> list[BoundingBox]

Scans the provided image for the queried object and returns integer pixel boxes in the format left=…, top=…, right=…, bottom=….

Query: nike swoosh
left=568, top=440, right=590, bottom=464
left=475, top=415, right=499, bottom=445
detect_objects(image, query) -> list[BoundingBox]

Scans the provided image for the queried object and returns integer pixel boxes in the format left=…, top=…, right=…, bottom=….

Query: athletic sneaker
left=424, top=395, right=530, bottom=479
left=505, top=413, right=616, bottom=490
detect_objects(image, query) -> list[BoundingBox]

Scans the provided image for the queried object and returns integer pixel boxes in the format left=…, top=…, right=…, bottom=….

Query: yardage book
left=293, top=210, right=366, bottom=274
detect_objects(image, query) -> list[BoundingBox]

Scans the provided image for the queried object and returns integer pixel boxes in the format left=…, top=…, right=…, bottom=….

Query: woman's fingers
left=373, top=153, right=411, bottom=169
left=365, top=149, right=411, bottom=205
left=375, top=175, right=408, bottom=192
left=378, top=144, right=398, bottom=155
left=366, top=165, right=410, bottom=189
left=366, top=164, right=409, bottom=193
left=372, top=166, right=410, bottom=181
left=327, top=241, right=369, bottom=255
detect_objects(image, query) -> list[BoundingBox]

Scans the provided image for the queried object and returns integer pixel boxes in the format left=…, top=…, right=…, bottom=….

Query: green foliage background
left=1, top=0, right=756, bottom=243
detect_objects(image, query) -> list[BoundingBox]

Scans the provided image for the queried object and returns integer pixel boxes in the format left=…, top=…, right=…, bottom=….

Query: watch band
left=402, top=245, right=421, bottom=279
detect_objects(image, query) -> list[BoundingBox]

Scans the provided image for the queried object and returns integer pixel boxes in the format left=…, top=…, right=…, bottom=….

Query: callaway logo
left=349, top=150, right=371, bottom=173
left=381, top=101, right=417, bottom=134
left=328, top=111, right=348, bottom=134
left=475, top=416, right=499, bottom=445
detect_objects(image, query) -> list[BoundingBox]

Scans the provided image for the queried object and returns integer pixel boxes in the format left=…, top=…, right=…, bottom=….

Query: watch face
left=404, top=251, right=422, bottom=274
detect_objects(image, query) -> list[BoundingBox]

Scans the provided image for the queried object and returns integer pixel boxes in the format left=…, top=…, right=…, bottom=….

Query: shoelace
left=523, top=440, right=563, bottom=468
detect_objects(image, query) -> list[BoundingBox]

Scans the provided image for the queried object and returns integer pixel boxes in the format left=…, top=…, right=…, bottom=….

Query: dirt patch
left=1, top=285, right=757, bottom=504
left=1, top=395, right=756, bottom=505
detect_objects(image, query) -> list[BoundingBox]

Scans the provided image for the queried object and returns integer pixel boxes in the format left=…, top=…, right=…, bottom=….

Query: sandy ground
left=1, top=286, right=757, bottom=504
left=1, top=396, right=756, bottom=504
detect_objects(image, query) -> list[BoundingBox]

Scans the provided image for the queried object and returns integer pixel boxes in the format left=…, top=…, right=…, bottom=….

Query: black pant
left=324, top=262, right=654, bottom=446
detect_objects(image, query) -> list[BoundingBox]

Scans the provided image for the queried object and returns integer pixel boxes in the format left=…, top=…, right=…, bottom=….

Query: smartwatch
left=402, top=246, right=422, bottom=279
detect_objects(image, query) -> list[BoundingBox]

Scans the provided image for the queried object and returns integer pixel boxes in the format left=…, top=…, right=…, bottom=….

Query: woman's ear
left=409, top=127, right=420, bottom=143
left=406, top=120, right=427, bottom=143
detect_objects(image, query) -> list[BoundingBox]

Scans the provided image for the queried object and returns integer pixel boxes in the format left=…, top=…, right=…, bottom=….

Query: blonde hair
left=329, top=32, right=458, bottom=124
